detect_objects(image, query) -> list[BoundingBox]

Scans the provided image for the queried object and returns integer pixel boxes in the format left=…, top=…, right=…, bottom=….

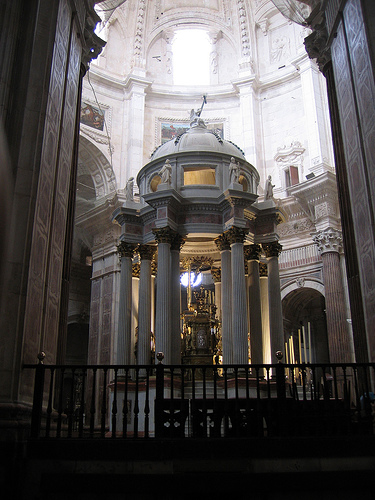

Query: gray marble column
left=245, top=244, right=263, bottom=365
left=215, top=234, right=233, bottom=364
left=117, top=241, right=136, bottom=366
left=153, top=227, right=174, bottom=364
left=228, top=227, right=249, bottom=365
left=137, top=245, right=156, bottom=366
left=262, top=241, right=284, bottom=364
left=313, top=228, right=353, bottom=363
left=170, top=234, right=185, bottom=365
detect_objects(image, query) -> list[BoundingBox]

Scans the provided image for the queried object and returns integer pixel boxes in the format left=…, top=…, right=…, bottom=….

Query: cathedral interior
left=0, top=0, right=375, bottom=498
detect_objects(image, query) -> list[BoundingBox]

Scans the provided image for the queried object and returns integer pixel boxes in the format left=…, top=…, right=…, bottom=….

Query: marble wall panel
left=22, top=0, right=70, bottom=364
left=331, top=1, right=375, bottom=359
left=43, top=28, right=81, bottom=359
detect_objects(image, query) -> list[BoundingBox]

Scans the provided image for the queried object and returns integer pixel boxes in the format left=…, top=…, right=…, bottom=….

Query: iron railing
left=24, top=358, right=375, bottom=440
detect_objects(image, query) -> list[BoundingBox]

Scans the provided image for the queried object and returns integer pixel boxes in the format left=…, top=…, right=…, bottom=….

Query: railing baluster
left=169, top=366, right=174, bottom=438
left=78, top=369, right=86, bottom=438
left=100, top=368, right=108, bottom=438
left=112, top=368, right=118, bottom=438
left=89, top=368, right=97, bottom=438
left=134, top=368, right=139, bottom=438
left=144, top=367, right=150, bottom=438
left=56, top=367, right=65, bottom=439
left=45, top=368, right=55, bottom=438
left=67, top=368, right=76, bottom=438
left=123, top=368, right=129, bottom=439
left=202, top=366, right=207, bottom=438
left=224, top=366, right=228, bottom=437
left=332, top=366, right=338, bottom=401
left=30, top=354, right=46, bottom=439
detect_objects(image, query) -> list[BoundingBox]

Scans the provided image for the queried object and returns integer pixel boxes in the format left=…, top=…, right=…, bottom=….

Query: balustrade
left=24, top=355, right=375, bottom=440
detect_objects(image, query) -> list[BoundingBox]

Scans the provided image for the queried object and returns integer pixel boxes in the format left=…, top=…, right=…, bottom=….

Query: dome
left=150, top=122, right=246, bottom=162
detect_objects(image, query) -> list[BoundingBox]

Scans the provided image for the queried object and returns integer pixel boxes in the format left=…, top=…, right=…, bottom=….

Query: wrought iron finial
left=156, top=352, right=164, bottom=364
left=37, top=352, right=46, bottom=364
left=275, top=351, right=283, bottom=363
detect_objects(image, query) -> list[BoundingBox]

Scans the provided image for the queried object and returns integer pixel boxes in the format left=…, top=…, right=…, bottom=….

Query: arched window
left=172, top=29, right=211, bottom=86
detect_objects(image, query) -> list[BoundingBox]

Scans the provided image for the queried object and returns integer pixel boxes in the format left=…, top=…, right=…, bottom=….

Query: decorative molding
left=304, top=25, right=331, bottom=73
left=259, top=262, right=268, bottom=277
left=132, top=0, right=146, bottom=67
left=181, top=256, right=214, bottom=271
left=296, top=277, right=305, bottom=288
left=274, top=140, right=305, bottom=166
left=211, top=267, right=221, bottom=283
left=132, top=262, right=140, bottom=278
left=237, top=0, right=251, bottom=59
left=277, top=218, right=315, bottom=237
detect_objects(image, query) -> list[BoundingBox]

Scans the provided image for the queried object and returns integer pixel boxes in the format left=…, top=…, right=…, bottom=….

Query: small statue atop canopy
left=229, top=157, right=240, bottom=184
left=264, top=175, right=275, bottom=200
left=125, top=176, right=134, bottom=201
left=190, top=94, right=207, bottom=128
left=159, top=159, right=172, bottom=185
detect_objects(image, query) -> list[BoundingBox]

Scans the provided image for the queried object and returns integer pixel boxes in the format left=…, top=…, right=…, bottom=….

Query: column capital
left=227, top=226, right=248, bottom=244
left=214, top=233, right=231, bottom=251
left=304, top=25, right=331, bottom=74
left=211, top=268, right=221, bottom=283
left=138, top=244, right=156, bottom=261
left=244, top=244, right=262, bottom=261
left=132, top=263, right=140, bottom=278
left=153, top=226, right=176, bottom=245
left=312, top=227, right=342, bottom=255
left=262, top=241, right=282, bottom=258
left=117, top=241, right=136, bottom=259
left=259, top=262, right=268, bottom=277
left=170, top=233, right=186, bottom=251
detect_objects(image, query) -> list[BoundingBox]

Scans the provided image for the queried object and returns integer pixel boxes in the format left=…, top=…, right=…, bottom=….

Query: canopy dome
left=150, top=121, right=246, bottom=162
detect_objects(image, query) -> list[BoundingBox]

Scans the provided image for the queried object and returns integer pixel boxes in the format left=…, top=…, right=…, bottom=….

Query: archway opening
left=282, top=287, right=329, bottom=365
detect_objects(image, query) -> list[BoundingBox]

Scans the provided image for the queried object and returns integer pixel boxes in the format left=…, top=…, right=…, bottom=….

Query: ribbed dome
left=150, top=123, right=246, bottom=161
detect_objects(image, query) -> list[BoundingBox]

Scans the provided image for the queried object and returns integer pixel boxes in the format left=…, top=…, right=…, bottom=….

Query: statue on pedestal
left=125, top=177, right=134, bottom=201
left=159, top=159, right=172, bottom=185
left=229, top=157, right=240, bottom=184
left=265, top=175, right=274, bottom=200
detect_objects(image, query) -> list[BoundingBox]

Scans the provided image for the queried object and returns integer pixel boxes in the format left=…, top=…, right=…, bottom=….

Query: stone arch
left=145, top=21, right=240, bottom=85
left=78, top=134, right=117, bottom=207
left=281, top=278, right=325, bottom=300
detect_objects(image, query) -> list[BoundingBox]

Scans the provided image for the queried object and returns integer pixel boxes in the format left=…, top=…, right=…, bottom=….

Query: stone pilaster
left=244, top=244, right=263, bottom=365
left=313, top=228, right=352, bottom=363
left=227, top=227, right=249, bottom=365
left=117, top=242, right=136, bottom=365
left=137, top=245, right=156, bottom=366
left=215, top=234, right=233, bottom=364
left=262, top=241, right=284, bottom=363
left=170, top=234, right=185, bottom=364
left=153, top=227, right=175, bottom=363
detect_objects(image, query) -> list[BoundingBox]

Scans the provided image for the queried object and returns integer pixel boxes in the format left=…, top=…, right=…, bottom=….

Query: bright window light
left=173, top=30, right=211, bottom=86
left=180, top=272, right=202, bottom=288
